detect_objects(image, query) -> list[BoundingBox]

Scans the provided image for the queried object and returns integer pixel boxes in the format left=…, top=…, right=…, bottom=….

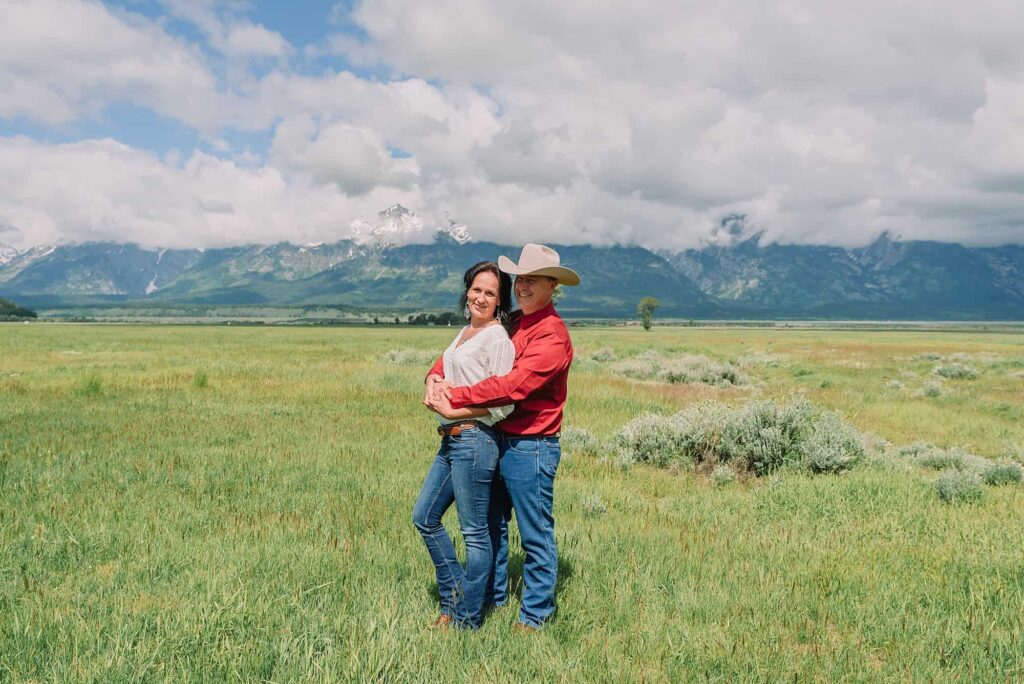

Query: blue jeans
left=412, top=424, right=499, bottom=629
left=488, top=435, right=561, bottom=628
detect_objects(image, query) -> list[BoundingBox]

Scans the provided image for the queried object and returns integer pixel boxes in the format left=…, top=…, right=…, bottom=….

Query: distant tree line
left=401, top=312, right=462, bottom=326
left=0, top=297, right=37, bottom=320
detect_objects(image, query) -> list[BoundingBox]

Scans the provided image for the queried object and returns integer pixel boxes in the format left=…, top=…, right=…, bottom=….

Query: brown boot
left=513, top=622, right=539, bottom=634
left=429, top=614, right=453, bottom=630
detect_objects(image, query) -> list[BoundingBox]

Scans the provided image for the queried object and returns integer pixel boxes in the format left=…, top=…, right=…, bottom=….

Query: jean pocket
left=539, top=445, right=560, bottom=479
left=504, top=437, right=540, bottom=455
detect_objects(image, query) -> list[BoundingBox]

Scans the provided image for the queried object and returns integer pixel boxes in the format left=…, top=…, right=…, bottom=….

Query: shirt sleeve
left=450, top=327, right=570, bottom=409
left=425, top=354, right=445, bottom=382
left=485, top=337, right=516, bottom=421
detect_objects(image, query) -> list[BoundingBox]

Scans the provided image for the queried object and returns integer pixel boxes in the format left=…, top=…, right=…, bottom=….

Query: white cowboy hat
left=497, top=243, right=581, bottom=286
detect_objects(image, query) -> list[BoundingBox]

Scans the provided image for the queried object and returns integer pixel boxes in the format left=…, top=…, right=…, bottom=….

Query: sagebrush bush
left=719, top=398, right=816, bottom=475
left=664, top=355, right=746, bottom=386
left=384, top=348, right=437, bottom=365
left=710, top=464, right=736, bottom=487
left=612, top=398, right=866, bottom=478
left=914, top=352, right=943, bottom=361
left=981, top=461, right=1022, bottom=486
left=673, top=402, right=732, bottom=464
left=609, top=351, right=747, bottom=387
left=918, top=446, right=966, bottom=471
left=898, top=441, right=932, bottom=458
left=934, top=471, right=984, bottom=504
left=799, top=411, right=866, bottom=474
left=886, top=379, right=904, bottom=390
left=562, top=427, right=603, bottom=458
left=590, top=347, right=617, bottom=363
left=612, top=413, right=691, bottom=468
left=917, top=381, right=944, bottom=398
left=934, top=363, right=978, bottom=380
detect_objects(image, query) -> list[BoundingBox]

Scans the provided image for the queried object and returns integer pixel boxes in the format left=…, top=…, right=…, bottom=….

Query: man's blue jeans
left=412, top=424, right=499, bottom=629
left=488, top=435, right=561, bottom=628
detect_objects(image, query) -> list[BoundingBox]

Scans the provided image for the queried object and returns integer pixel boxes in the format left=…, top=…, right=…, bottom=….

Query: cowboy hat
left=497, top=243, right=580, bottom=286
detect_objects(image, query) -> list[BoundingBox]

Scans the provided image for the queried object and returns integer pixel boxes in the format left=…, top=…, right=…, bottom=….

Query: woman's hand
left=424, top=393, right=459, bottom=419
left=424, top=375, right=445, bottom=405
left=426, top=378, right=452, bottom=405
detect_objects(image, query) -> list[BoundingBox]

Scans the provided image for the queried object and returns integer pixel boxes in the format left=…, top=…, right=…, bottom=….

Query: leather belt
left=437, top=421, right=481, bottom=437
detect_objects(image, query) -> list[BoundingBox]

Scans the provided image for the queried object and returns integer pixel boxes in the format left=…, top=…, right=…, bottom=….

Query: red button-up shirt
left=426, top=303, right=573, bottom=435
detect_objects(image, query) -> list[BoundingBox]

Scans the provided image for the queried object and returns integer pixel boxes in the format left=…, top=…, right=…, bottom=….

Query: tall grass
left=1, top=324, right=1023, bottom=681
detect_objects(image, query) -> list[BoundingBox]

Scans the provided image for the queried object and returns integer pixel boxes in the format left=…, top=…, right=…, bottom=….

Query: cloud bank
left=1, top=0, right=1023, bottom=250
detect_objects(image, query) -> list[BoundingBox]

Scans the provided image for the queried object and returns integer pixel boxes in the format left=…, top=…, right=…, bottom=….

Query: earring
left=463, top=304, right=470, bottom=319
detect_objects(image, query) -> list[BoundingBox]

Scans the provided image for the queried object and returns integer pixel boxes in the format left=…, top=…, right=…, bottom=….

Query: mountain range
left=1, top=207, right=1022, bottom=319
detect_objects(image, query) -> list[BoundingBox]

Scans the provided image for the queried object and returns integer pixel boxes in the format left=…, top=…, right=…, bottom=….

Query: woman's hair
left=459, top=261, right=513, bottom=332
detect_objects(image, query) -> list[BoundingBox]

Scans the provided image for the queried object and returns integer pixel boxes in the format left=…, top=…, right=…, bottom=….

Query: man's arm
left=425, top=354, right=444, bottom=382
left=448, top=329, right=569, bottom=409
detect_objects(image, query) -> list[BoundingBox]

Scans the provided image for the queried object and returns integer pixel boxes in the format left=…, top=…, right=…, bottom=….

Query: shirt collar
left=517, top=302, right=557, bottom=328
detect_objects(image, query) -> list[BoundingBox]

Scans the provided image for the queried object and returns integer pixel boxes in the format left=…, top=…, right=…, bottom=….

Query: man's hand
left=424, top=392, right=458, bottom=419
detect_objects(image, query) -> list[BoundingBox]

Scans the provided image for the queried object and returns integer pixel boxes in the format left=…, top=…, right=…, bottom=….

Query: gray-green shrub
left=799, top=411, right=866, bottom=474
left=934, top=363, right=978, bottom=380
left=710, top=464, right=736, bottom=487
left=612, top=413, right=691, bottom=468
left=934, top=471, right=984, bottom=504
left=610, top=351, right=747, bottom=387
left=718, top=398, right=816, bottom=475
left=981, top=461, right=1022, bottom=486
left=562, top=427, right=603, bottom=458
left=918, top=446, right=967, bottom=471
left=613, top=398, right=866, bottom=478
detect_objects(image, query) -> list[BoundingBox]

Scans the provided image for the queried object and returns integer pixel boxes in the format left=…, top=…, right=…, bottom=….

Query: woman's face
left=467, top=270, right=500, bottom=323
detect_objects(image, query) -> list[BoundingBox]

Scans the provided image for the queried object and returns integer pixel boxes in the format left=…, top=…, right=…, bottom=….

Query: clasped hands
left=423, top=375, right=459, bottom=419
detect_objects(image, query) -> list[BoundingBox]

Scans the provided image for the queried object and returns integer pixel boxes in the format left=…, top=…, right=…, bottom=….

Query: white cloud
left=312, top=0, right=1024, bottom=248
left=160, top=0, right=290, bottom=58
left=0, top=0, right=221, bottom=128
left=3, top=0, right=1024, bottom=249
left=0, top=136, right=420, bottom=249
left=269, top=114, right=419, bottom=194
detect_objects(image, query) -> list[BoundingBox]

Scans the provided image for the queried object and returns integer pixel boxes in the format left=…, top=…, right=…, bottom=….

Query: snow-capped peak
left=350, top=204, right=427, bottom=246
left=437, top=218, right=472, bottom=244
left=0, top=242, right=18, bottom=266
left=372, top=204, right=423, bottom=245
left=349, top=205, right=475, bottom=247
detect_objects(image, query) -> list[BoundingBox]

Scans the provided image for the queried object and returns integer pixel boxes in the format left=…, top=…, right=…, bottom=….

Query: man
left=425, top=243, right=579, bottom=631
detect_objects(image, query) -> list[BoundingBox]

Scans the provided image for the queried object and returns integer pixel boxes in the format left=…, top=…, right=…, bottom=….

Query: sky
left=1, top=0, right=1023, bottom=251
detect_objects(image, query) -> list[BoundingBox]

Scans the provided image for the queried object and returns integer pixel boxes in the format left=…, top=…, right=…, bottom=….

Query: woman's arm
left=434, top=405, right=491, bottom=420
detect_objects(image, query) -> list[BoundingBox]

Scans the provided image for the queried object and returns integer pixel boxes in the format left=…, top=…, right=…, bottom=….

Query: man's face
left=514, top=274, right=558, bottom=314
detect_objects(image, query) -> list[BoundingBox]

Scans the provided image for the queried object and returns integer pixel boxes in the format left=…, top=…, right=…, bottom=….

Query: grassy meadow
left=2, top=323, right=1024, bottom=682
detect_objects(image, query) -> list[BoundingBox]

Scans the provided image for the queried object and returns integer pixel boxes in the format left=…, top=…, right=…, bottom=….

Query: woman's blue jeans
left=412, top=424, right=498, bottom=629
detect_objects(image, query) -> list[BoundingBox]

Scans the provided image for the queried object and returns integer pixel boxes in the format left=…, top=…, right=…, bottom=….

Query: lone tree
left=0, top=297, right=37, bottom=321
left=636, top=297, right=660, bottom=331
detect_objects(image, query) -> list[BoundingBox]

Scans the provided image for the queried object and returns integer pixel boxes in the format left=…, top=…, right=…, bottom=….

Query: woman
left=412, top=261, right=515, bottom=630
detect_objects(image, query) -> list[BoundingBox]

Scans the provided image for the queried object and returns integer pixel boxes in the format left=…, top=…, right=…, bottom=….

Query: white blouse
left=439, top=323, right=515, bottom=426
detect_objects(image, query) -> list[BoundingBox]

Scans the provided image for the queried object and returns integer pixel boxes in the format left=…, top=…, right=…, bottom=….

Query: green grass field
left=2, top=324, right=1023, bottom=682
